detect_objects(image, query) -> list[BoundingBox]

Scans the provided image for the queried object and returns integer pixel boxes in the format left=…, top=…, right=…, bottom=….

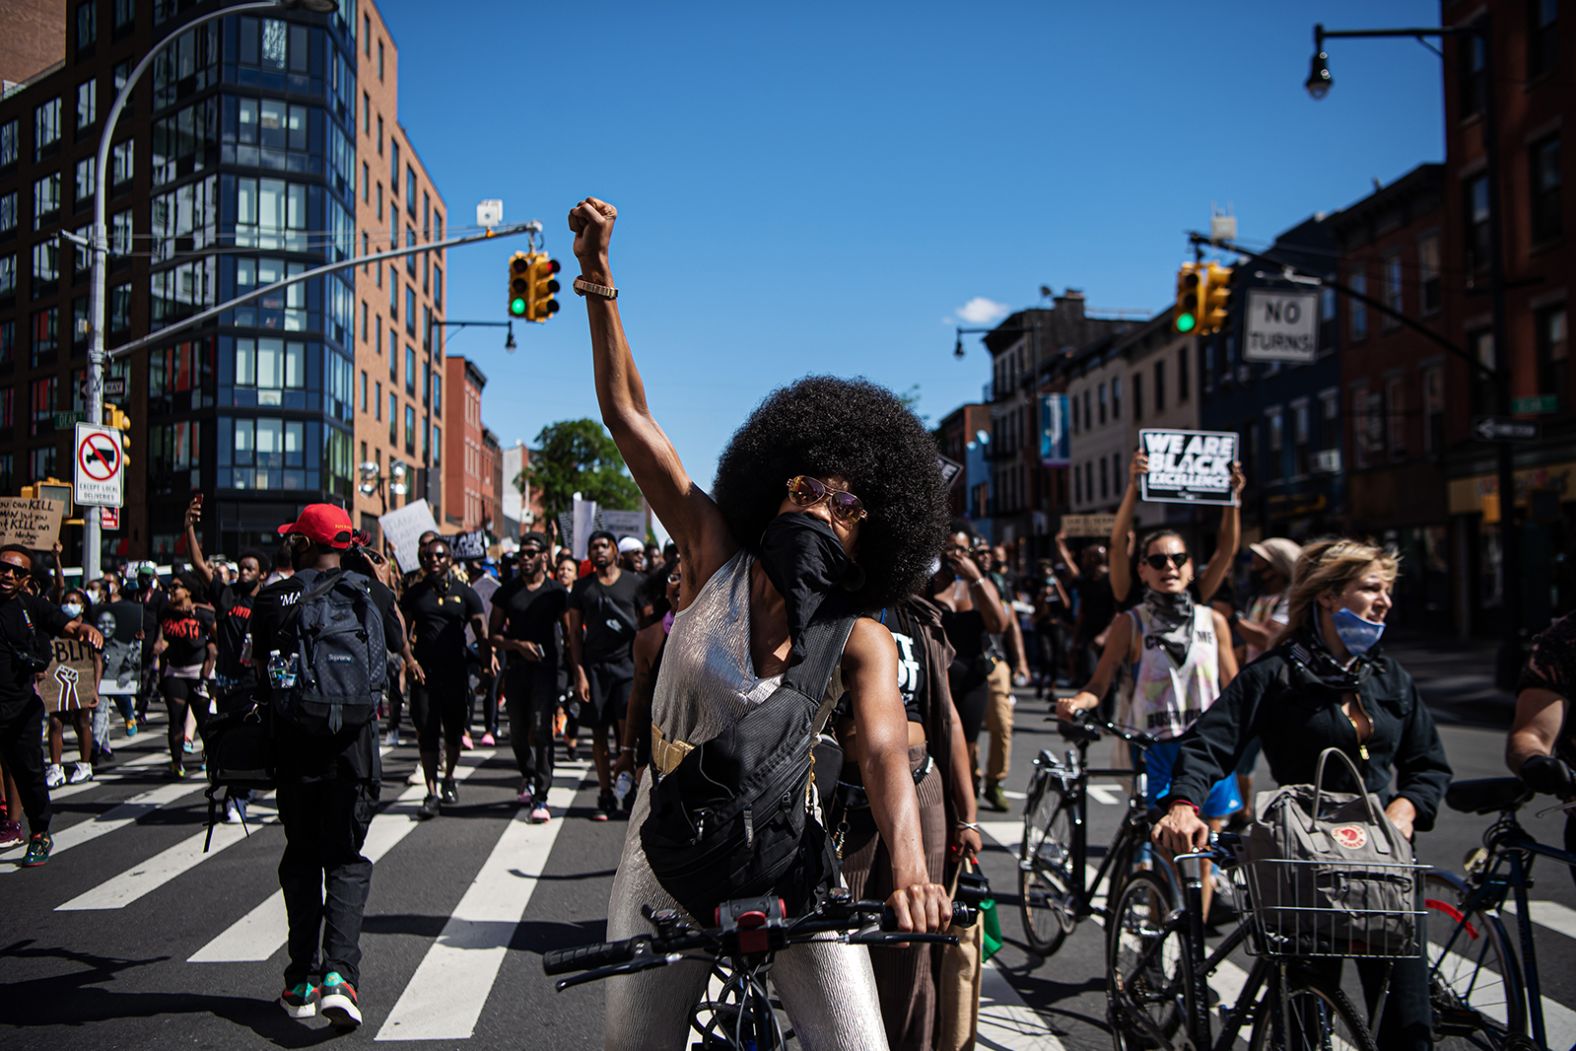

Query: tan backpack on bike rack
left=1241, top=746, right=1423, bottom=959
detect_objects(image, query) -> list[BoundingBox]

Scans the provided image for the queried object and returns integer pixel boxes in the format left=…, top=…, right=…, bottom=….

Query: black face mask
left=758, top=512, right=859, bottom=666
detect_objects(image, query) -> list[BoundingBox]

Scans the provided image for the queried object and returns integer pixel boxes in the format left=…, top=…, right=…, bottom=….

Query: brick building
left=441, top=354, right=485, bottom=530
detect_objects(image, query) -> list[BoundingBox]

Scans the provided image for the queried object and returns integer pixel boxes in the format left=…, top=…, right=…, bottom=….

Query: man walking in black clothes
left=248, top=504, right=402, bottom=1029
left=568, top=530, right=642, bottom=821
left=400, top=537, right=489, bottom=818
left=489, top=532, right=569, bottom=823
left=0, top=545, right=103, bottom=867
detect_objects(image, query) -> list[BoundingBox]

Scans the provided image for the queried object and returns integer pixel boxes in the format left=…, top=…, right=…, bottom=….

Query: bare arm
left=1235, top=613, right=1286, bottom=653
left=1196, top=462, right=1245, bottom=605
left=618, top=626, right=661, bottom=778
left=569, top=198, right=731, bottom=590
left=946, top=550, right=1008, bottom=633
left=1110, top=450, right=1146, bottom=605
left=183, top=498, right=213, bottom=588
left=1056, top=612, right=1133, bottom=718
left=1054, top=533, right=1080, bottom=580
left=1213, top=609, right=1238, bottom=689
left=567, top=607, right=588, bottom=702
left=1508, top=688, right=1566, bottom=772
left=50, top=542, right=65, bottom=603
left=202, top=639, right=217, bottom=681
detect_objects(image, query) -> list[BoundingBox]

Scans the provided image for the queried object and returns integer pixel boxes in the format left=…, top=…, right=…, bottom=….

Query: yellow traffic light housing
left=104, top=403, right=132, bottom=466
left=1174, top=263, right=1201, bottom=334
left=508, top=253, right=530, bottom=318
left=526, top=254, right=561, bottom=323
left=1199, top=263, right=1234, bottom=335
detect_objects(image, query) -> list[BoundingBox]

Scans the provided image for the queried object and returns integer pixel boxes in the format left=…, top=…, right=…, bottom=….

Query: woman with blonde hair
left=1152, top=537, right=1451, bottom=1051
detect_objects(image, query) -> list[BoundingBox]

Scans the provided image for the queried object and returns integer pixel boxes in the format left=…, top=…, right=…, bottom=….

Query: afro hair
left=712, top=376, right=948, bottom=611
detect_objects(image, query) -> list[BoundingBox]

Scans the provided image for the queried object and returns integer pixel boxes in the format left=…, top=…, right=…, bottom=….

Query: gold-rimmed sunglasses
left=786, top=476, right=867, bottom=524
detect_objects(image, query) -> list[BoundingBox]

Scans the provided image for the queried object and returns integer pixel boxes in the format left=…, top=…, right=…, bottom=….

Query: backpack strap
left=783, top=613, right=857, bottom=736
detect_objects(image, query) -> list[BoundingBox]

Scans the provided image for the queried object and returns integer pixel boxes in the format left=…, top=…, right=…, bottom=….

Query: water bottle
left=613, top=770, right=634, bottom=809
left=267, top=649, right=298, bottom=690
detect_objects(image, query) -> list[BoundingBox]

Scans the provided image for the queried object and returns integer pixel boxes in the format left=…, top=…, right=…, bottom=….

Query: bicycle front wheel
left=1423, top=870, right=1525, bottom=1050
left=1248, top=972, right=1377, bottom=1051
left=1020, top=777, right=1076, bottom=957
left=1106, top=869, right=1185, bottom=1050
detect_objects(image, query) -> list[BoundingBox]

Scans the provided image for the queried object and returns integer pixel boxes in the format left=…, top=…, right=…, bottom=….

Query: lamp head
left=1306, top=25, right=1331, bottom=99
left=505, top=323, right=517, bottom=352
left=954, top=334, right=966, bottom=360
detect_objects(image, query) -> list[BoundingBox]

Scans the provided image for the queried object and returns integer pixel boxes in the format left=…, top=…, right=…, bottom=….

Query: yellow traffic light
left=104, top=403, right=131, bottom=466
left=1174, top=263, right=1201, bottom=334
left=1199, top=263, right=1234, bottom=335
left=508, top=253, right=530, bottom=318
left=526, top=254, right=561, bottom=323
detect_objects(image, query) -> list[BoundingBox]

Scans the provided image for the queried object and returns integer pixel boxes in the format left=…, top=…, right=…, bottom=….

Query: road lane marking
left=47, top=749, right=169, bottom=801
left=0, top=780, right=205, bottom=870
left=1087, top=785, right=1123, bottom=806
left=978, top=960, right=1067, bottom=1049
left=374, top=760, right=594, bottom=1041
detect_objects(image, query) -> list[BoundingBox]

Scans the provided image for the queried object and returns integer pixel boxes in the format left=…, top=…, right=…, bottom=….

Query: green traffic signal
left=510, top=297, right=527, bottom=317
left=1176, top=312, right=1197, bottom=333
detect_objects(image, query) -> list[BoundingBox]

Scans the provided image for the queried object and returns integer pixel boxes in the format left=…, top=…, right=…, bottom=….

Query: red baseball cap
left=277, top=503, right=354, bottom=549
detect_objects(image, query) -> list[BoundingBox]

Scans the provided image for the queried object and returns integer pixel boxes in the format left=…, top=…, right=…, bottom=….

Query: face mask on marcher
left=1332, top=606, right=1385, bottom=656
left=62, top=602, right=83, bottom=619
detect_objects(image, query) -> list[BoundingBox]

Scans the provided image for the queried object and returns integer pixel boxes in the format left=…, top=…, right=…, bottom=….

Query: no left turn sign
left=73, top=423, right=124, bottom=508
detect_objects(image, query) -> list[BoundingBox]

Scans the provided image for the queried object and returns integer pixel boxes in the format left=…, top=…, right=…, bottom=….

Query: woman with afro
left=567, top=197, right=953, bottom=1050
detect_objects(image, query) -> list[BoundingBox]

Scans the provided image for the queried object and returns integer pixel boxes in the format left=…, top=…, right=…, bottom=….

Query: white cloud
left=954, top=296, right=1009, bottom=325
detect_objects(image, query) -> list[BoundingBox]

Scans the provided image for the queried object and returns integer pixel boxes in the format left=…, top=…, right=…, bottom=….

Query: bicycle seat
left=1445, top=777, right=1534, bottom=815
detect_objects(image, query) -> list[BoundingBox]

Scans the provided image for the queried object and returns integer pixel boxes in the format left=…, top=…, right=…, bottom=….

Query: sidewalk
left=1383, top=631, right=1515, bottom=729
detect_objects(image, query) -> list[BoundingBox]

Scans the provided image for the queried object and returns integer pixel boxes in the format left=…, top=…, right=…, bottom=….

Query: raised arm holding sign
left=1110, top=443, right=1244, bottom=607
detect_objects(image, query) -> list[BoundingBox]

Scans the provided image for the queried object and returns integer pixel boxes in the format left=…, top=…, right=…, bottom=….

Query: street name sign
left=72, top=423, right=124, bottom=508
left=1512, top=395, right=1558, bottom=415
left=1243, top=289, right=1320, bottom=363
left=1472, top=417, right=1540, bottom=443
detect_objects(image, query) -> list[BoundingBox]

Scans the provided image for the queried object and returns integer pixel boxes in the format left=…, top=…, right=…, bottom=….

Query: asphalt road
left=4, top=685, right=1575, bottom=1050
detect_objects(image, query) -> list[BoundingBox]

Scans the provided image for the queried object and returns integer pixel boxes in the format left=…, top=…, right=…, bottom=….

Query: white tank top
left=1124, top=604, right=1222, bottom=742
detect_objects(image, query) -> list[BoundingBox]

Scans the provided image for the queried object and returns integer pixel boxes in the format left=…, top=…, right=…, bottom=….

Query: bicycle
left=542, top=889, right=976, bottom=1050
left=1423, top=775, right=1576, bottom=1051
left=1018, top=712, right=1158, bottom=957
left=1106, top=831, right=1425, bottom=1050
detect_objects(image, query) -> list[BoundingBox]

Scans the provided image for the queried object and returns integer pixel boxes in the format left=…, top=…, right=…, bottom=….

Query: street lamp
left=358, top=460, right=409, bottom=514
left=1305, top=15, right=1524, bottom=688
left=83, top=0, right=337, bottom=581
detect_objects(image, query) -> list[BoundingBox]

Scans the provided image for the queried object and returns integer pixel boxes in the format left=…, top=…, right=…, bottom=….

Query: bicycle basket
left=1240, top=748, right=1427, bottom=959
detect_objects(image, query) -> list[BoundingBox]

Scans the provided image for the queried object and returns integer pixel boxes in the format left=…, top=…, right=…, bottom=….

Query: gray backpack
left=273, top=570, right=385, bottom=735
left=1242, top=747, right=1422, bottom=958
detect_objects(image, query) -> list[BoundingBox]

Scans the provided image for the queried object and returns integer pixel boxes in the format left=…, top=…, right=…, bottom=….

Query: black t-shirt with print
left=400, top=576, right=483, bottom=663
left=159, top=606, right=215, bottom=668
left=209, top=578, right=260, bottom=681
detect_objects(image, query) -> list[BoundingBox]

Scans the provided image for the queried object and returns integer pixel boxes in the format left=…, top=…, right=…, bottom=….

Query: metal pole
left=84, top=0, right=277, bottom=582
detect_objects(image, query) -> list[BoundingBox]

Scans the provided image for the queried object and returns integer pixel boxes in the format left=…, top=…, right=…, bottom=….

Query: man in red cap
left=246, top=502, right=403, bottom=1030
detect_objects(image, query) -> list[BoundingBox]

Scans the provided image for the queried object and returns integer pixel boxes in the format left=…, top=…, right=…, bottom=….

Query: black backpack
left=272, top=570, right=385, bottom=735
left=639, top=611, right=855, bottom=923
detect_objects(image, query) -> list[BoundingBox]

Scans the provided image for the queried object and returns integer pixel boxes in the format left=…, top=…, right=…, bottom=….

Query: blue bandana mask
left=1332, top=607, right=1385, bottom=656
left=61, top=602, right=82, bottom=620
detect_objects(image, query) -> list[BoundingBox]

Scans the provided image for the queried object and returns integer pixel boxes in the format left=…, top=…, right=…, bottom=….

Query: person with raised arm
left=1109, top=448, right=1244, bottom=608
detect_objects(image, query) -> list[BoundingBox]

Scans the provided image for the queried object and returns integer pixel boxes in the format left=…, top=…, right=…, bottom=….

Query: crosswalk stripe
left=47, top=749, right=169, bottom=801
left=1503, top=896, right=1576, bottom=943
left=374, top=760, right=594, bottom=1041
left=0, top=779, right=205, bottom=870
left=978, top=960, right=1067, bottom=1050
left=1086, top=785, right=1122, bottom=806
left=187, top=750, right=497, bottom=964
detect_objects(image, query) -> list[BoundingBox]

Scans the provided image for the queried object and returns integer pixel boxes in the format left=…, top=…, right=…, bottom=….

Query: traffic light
left=104, top=403, right=132, bottom=466
left=1199, top=263, right=1235, bottom=336
left=508, top=253, right=531, bottom=318
left=1174, top=263, right=1201, bottom=334
left=526, top=254, right=561, bottom=322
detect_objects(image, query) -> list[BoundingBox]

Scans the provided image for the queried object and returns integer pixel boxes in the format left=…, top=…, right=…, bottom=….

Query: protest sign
left=1060, top=513, right=1117, bottom=538
left=1139, top=429, right=1240, bottom=507
left=94, top=600, right=143, bottom=697
left=937, top=454, right=963, bottom=489
left=571, top=495, right=597, bottom=559
left=0, top=497, right=64, bottom=549
left=43, top=637, right=99, bottom=712
left=379, top=499, right=441, bottom=572
left=449, top=530, right=488, bottom=561
left=596, top=509, right=646, bottom=543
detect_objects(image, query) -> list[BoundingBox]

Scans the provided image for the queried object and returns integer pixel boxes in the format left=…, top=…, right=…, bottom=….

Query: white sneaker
left=224, top=797, right=244, bottom=825
left=407, top=767, right=424, bottom=786
left=44, top=763, right=66, bottom=788
left=67, top=762, right=93, bottom=785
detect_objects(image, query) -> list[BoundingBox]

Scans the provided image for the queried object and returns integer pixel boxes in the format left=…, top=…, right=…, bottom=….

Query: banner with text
left=448, top=530, right=488, bottom=561
left=1139, top=429, right=1240, bottom=507
left=44, top=637, right=99, bottom=712
left=0, top=497, right=64, bottom=549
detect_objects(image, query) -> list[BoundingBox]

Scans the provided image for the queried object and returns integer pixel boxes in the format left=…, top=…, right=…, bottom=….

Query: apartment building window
left=111, top=140, right=134, bottom=186
left=1528, top=0, right=1558, bottom=79
left=404, top=288, right=415, bottom=334
left=1099, top=457, right=1109, bottom=501
left=405, top=406, right=416, bottom=455
left=1097, top=381, right=1107, bottom=425
left=235, top=337, right=305, bottom=389
left=1385, top=375, right=1407, bottom=460
left=432, top=374, right=442, bottom=414
left=1112, top=376, right=1122, bottom=420
left=388, top=266, right=398, bottom=317
left=1536, top=304, right=1568, bottom=402
left=374, top=315, right=382, bottom=358
left=432, top=425, right=441, bottom=465
left=1349, top=271, right=1368, bottom=339
left=406, top=166, right=416, bottom=210
left=114, top=0, right=134, bottom=34
left=1459, top=33, right=1486, bottom=118
left=1530, top=134, right=1562, bottom=243
left=405, top=226, right=415, bottom=275
left=1464, top=174, right=1490, bottom=272
left=76, top=79, right=96, bottom=130
left=391, top=142, right=401, bottom=192
left=1382, top=254, right=1403, bottom=324
left=0, top=387, right=11, bottom=431
left=359, top=370, right=367, bottom=412
left=29, top=375, right=57, bottom=435
left=34, top=173, right=60, bottom=228
left=0, top=120, right=15, bottom=168
left=1418, top=233, right=1441, bottom=314
left=0, top=321, right=12, bottom=365
left=1081, top=389, right=1091, bottom=431
left=1177, top=346, right=1189, bottom=401
left=433, top=264, right=444, bottom=305
left=405, top=347, right=416, bottom=394
left=35, top=98, right=60, bottom=160
left=29, top=447, right=55, bottom=479
left=1471, top=330, right=1496, bottom=415
left=376, top=115, right=382, bottom=155
left=1422, top=366, right=1445, bottom=455
left=31, top=307, right=57, bottom=363
left=388, top=394, right=397, bottom=443
left=1072, top=464, right=1082, bottom=504
left=1069, top=391, right=1079, bottom=433
left=31, top=241, right=57, bottom=287
left=0, top=256, right=13, bottom=297
left=109, top=283, right=131, bottom=331
left=74, top=156, right=95, bottom=206
left=1133, top=372, right=1144, bottom=421
left=1154, top=359, right=1166, bottom=412
left=362, top=14, right=370, bottom=54
left=422, top=306, right=432, bottom=349
left=76, top=0, right=96, bottom=48
left=374, top=380, right=382, bottom=419
left=377, top=40, right=385, bottom=80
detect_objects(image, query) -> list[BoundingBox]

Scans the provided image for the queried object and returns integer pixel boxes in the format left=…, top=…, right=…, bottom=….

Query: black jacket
left=1162, top=632, right=1452, bottom=832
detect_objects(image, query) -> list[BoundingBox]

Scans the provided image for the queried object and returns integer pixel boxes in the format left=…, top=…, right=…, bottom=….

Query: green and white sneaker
left=319, top=971, right=362, bottom=1030
left=278, top=980, right=319, bottom=1019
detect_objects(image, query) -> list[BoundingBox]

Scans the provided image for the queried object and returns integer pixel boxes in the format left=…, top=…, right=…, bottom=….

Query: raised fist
left=567, top=197, right=617, bottom=268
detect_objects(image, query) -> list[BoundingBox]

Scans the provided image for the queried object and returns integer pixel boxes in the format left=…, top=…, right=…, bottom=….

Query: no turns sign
left=73, top=423, right=124, bottom=508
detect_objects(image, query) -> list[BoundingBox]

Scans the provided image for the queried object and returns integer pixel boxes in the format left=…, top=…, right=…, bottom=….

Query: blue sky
left=386, top=0, right=1445, bottom=491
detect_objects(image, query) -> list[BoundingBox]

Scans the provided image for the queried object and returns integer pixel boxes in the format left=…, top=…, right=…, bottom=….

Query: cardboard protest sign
left=95, top=600, right=143, bottom=697
left=43, top=636, right=99, bottom=712
left=596, top=509, right=645, bottom=542
left=1060, top=513, right=1117, bottom=538
left=1139, top=429, right=1240, bottom=507
left=0, top=497, right=65, bottom=548
left=379, top=499, right=441, bottom=573
left=449, top=530, right=488, bottom=561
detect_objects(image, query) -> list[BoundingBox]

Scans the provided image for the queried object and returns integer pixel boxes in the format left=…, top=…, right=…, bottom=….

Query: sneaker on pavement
left=480, top=731, right=496, bottom=747
left=418, top=794, right=440, bottom=819
left=440, top=778, right=459, bottom=805
left=20, top=832, right=53, bottom=867
left=530, top=802, right=551, bottom=824
left=407, top=766, right=424, bottom=786
left=461, top=732, right=474, bottom=750
left=594, top=791, right=615, bottom=822
left=44, top=763, right=65, bottom=789
left=224, top=798, right=243, bottom=825
left=182, top=738, right=196, bottom=754
left=0, top=820, right=23, bottom=850
left=565, top=741, right=579, bottom=761
left=169, top=760, right=186, bottom=780
left=278, top=980, right=319, bottom=1019
left=125, top=719, right=138, bottom=737
left=983, top=782, right=1010, bottom=813
left=516, top=785, right=534, bottom=808
left=319, top=972, right=362, bottom=1030
left=68, top=762, right=93, bottom=785
left=384, top=728, right=403, bottom=747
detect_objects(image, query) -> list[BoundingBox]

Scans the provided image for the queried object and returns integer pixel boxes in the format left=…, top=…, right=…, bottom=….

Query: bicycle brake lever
left=553, top=953, right=681, bottom=992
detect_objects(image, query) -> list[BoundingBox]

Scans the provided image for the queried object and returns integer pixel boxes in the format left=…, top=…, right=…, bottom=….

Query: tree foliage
left=517, top=418, right=643, bottom=524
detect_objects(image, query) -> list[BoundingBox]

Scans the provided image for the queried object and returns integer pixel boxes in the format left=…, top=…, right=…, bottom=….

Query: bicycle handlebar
left=1057, top=711, right=1157, bottom=749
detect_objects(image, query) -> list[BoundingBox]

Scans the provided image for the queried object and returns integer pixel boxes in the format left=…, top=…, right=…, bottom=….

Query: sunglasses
left=0, top=563, right=28, bottom=579
left=1143, top=552, right=1191, bottom=571
left=667, top=571, right=682, bottom=584
left=786, top=476, right=867, bottom=524
left=520, top=548, right=544, bottom=558
left=421, top=550, right=450, bottom=562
